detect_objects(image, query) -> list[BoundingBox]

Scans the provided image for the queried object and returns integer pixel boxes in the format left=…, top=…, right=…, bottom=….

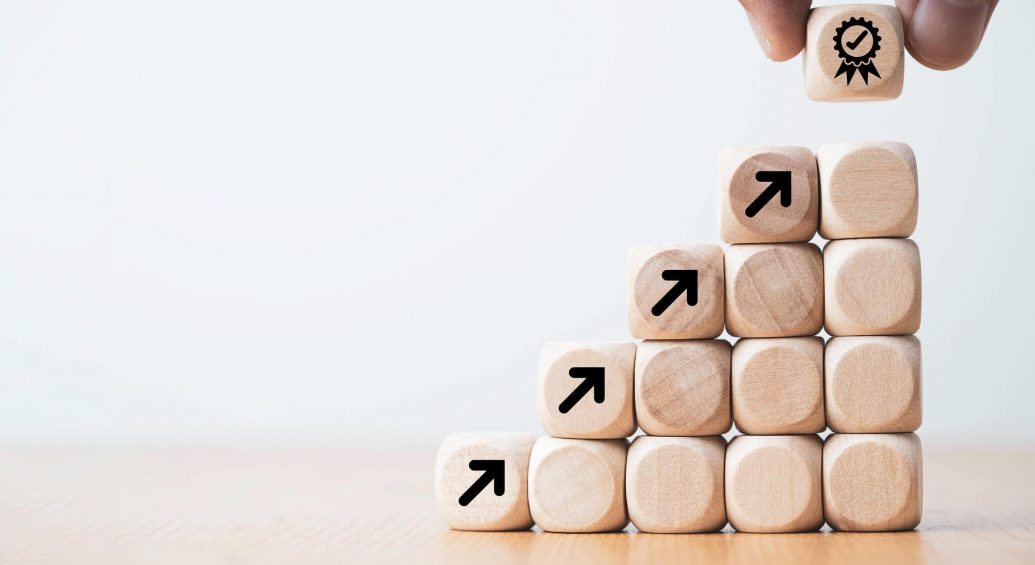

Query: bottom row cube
left=528, top=437, right=629, bottom=532
left=824, top=433, right=924, bottom=531
left=436, top=432, right=922, bottom=534
left=626, top=436, right=727, bottom=533
left=435, top=432, right=537, bottom=531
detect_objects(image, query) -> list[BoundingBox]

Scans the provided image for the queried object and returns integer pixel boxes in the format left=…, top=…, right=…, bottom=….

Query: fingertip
left=905, top=45, right=974, bottom=71
left=740, top=0, right=812, bottom=61
left=900, top=0, right=997, bottom=71
left=768, top=45, right=805, bottom=63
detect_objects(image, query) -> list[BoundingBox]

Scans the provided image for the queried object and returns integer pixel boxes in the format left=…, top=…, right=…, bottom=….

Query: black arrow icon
left=558, top=367, right=605, bottom=414
left=651, top=269, right=698, bottom=316
left=458, top=460, right=505, bottom=506
left=745, top=170, right=792, bottom=218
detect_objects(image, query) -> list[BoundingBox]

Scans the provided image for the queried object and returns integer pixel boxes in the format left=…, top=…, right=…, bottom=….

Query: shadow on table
left=430, top=528, right=927, bottom=565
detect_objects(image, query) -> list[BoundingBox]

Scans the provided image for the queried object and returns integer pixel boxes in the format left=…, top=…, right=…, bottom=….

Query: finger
left=897, top=0, right=998, bottom=70
left=739, top=0, right=813, bottom=62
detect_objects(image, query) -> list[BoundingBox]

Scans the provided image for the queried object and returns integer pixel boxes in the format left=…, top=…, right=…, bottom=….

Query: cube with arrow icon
left=627, top=244, right=725, bottom=340
left=537, top=342, right=636, bottom=439
left=435, top=432, right=536, bottom=531
left=718, top=146, right=819, bottom=244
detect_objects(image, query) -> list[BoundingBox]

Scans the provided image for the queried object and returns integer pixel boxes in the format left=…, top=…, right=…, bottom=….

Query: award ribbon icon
left=833, top=17, right=882, bottom=85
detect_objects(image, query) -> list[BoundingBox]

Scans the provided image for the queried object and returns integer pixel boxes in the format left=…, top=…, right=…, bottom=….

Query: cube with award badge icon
left=805, top=4, right=905, bottom=101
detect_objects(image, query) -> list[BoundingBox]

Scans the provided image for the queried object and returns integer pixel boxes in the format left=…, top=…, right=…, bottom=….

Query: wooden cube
left=725, top=243, right=824, bottom=338
left=817, top=142, right=918, bottom=239
left=627, top=244, right=725, bottom=340
left=634, top=340, right=731, bottom=436
left=719, top=146, right=818, bottom=244
left=826, top=336, right=922, bottom=433
left=732, top=337, right=825, bottom=435
left=725, top=435, right=823, bottom=533
left=537, top=342, right=636, bottom=439
left=824, top=239, right=921, bottom=336
left=528, top=437, right=629, bottom=533
left=805, top=4, right=904, bottom=101
left=435, top=432, right=536, bottom=531
left=824, top=433, right=923, bottom=531
left=626, top=436, right=727, bottom=533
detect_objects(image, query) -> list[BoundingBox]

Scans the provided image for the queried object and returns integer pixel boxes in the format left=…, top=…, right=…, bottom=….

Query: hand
left=739, top=0, right=998, bottom=70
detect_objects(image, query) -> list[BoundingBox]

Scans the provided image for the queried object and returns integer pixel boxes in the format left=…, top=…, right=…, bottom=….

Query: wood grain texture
left=628, top=244, right=725, bottom=340
left=1, top=445, right=1034, bottom=563
left=724, top=243, right=824, bottom=338
left=634, top=340, right=732, bottom=436
left=805, top=5, right=904, bottom=101
left=528, top=437, right=629, bottom=533
left=825, top=336, right=922, bottom=433
left=538, top=342, right=636, bottom=439
left=626, top=436, right=727, bottom=534
left=732, top=337, right=825, bottom=435
left=817, top=142, right=918, bottom=239
left=725, top=435, right=824, bottom=533
left=824, top=433, right=923, bottom=532
left=436, top=432, right=535, bottom=531
left=824, top=238, right=921, bottom=336
left=718, top=146, right=818, bottom=244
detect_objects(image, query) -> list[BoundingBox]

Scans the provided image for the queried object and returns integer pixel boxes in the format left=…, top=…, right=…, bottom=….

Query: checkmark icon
left=846, top=30, right=868, bottom=50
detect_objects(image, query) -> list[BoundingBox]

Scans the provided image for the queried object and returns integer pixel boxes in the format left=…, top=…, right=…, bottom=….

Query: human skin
left=739, top=0, right=998, bottom=70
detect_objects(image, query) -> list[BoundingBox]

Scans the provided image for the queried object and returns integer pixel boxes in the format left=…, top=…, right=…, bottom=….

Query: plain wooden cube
left=826, top=336, right=922, bottom=433
left=725, top=435, right=823, bottom=533
left=824, top=239, right=921, bottom=336
left=626, top=436, right=727, bottom=533
left=824, top=433, right=923, bottom=531
left=538, top=342, right=636, bottom=439
left=718, top=146, right=819, bottom=244
left=528, top=437, right=629, bottom=533
left=732, top=337, right=825, bottom=435
left=634, top=340, right=731, bottom=436
left=627, top=244, right=725, bottom=340
left=435, top=432, right=536, bottom=531
left=818, top=142, right=918, bottom=239
left=725, top=243, right=824, bottom=338
left=805, top=4, right=904, bottom=101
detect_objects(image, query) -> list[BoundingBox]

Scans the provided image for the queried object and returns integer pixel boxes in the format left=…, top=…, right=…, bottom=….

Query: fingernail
left=908, top=0, right=992, bottom=70
left=745, top=10, right=772, bottom=58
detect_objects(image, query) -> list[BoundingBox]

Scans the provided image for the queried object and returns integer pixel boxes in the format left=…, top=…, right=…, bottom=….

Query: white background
left=0, top=1, right=1031, bottom=446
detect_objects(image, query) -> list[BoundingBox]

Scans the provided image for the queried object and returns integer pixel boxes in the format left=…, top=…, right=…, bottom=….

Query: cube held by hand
left=806, top=4, right=905, bottom=101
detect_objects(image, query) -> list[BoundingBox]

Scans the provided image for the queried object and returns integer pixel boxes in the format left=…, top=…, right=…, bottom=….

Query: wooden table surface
left=1, top=444, right=1033, bottom=564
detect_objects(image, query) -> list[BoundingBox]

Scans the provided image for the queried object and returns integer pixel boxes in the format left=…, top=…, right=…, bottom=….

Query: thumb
left=897, top=0, right=998, bottom=70
left=739, top=0, right=813, bottom=62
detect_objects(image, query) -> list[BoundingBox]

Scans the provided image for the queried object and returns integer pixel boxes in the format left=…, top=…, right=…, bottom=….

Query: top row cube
left=719, top=143, right=917, bottom=244
left=805, top=4, right=904, bottom=101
